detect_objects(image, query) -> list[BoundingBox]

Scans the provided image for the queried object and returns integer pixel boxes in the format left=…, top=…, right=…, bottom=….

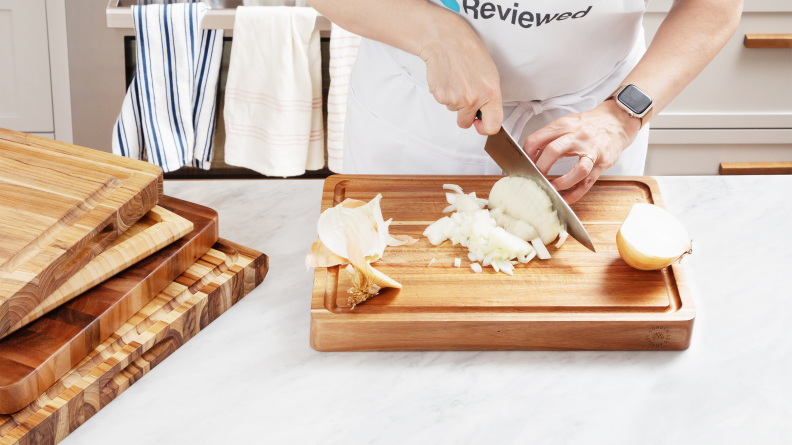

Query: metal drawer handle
left=744, top=34, right=792, bottom=49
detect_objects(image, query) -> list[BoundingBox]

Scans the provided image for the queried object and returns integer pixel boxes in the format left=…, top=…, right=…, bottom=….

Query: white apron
left=343, top=0, right=650, bottom=176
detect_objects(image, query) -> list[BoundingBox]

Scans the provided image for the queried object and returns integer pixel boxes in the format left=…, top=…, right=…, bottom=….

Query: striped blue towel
left=112, top=3, right=224, bottom=173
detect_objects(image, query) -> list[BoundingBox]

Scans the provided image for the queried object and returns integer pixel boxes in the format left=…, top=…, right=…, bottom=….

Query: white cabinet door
left=0, top=0, right=53, bottom=132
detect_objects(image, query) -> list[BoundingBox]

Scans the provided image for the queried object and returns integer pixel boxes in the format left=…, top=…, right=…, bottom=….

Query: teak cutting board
left=0, top=239, right=268, bottom=445
left=0, top=129, right=163, bottom=338
left=2, top=203, right=194, bottom=338
left=0, top=197, right=219, bottom=414
left=310, top=175, right=696, bottom=351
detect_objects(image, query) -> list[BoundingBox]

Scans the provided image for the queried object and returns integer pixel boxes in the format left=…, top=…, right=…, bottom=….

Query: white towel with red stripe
left=224, top=6, right=324, bottom=177
left=327, top=23, right=361, bottom=173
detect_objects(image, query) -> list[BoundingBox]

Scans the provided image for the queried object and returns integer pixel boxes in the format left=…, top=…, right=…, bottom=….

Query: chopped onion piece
left=524, top=250, right=537, bottom=263
left=454, top=258, right=461, bottom=267
left=471, top=263, right=483, bottom=273
left=443, top=183, right=464, bottom=194
left=455, top=193, right=486, bottom=213
left=531, top=237, right=551, bottom=259
left=555, top=228, right=569, bottom=248
left=428, top=258, right=435, bottom=267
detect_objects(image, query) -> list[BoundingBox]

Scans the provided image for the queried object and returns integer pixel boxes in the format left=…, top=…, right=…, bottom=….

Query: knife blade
left=484, top=127, right=596, bottom=252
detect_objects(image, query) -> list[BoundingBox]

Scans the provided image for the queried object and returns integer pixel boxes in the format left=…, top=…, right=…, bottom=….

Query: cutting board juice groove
left=0, top=129, right=163, bottom=338
left=310, top=175, right=695, bottom=351
left=0, top=240, right=268, bottom=445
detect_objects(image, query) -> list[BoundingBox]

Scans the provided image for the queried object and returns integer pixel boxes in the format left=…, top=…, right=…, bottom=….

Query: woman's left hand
left=522, top=100, right=642, bottom=204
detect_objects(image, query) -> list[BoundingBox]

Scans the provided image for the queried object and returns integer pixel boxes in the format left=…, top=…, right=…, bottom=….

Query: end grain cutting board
left=0, top=197, right=219, bottom=414
left=0, top=240, right=268, bottom=445
left=0, top=129, right=163, bottom=338
left=310, top=175, right=696, bottom=351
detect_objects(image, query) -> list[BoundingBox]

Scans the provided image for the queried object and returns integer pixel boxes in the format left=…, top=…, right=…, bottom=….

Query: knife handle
left=476, top=110, right=482, bottom=120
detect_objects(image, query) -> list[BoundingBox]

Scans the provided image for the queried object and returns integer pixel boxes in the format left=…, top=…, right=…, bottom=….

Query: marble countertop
left=64, top=176, right=791, bottom=444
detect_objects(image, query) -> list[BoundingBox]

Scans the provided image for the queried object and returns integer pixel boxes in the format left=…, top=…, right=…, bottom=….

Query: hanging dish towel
left=112, top=3, right=224, bottom=173
left=327, top=23, right=361, bottom=173
left=223, top=6, right=324, bottom=177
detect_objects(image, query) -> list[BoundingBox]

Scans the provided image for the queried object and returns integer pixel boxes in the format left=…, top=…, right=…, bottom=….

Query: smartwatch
left=608, top=84, right=653, bottom=129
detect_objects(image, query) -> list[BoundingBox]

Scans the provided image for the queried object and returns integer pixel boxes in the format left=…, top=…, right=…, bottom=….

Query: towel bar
left=106, top=0, right=332, bottom=34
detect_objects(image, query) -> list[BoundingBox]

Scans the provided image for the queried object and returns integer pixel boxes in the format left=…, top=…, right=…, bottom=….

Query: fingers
left=534, top=133, right=580, bottom=176
left=472, top=91, right=503, bottom=135
left=561, top=163, right=606, bottom=204
left=523, top=120, right=573, bottom=162
left=436, top=85, right=501, bottom=132
left=550, top=156, right=595, bottom=191
left=457, top=106, right=478, bottom=129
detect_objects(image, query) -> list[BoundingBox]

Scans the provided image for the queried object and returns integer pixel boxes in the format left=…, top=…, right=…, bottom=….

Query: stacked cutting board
left=0, top=129, right=269, bottom=444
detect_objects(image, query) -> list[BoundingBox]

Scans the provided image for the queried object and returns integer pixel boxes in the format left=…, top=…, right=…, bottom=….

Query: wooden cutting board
left=0, top=240, right=268, bottom=445
left=0, top=129, right=163, bottom=338
left=310, top=175, right=696, bottom=351
left=2, top=202, right=194, bottom=338
left=0, top=197, right=219, bottom=414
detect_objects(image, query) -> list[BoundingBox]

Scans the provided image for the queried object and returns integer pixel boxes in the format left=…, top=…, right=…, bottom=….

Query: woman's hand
left=418, top=16, right=503, bottom=136
left=310, top=0, right=503, bottom=134
left=523, top=100, right=641, bottom=204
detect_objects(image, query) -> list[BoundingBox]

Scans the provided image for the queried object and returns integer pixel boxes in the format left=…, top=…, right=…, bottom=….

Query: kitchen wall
left=66, top=0, right=132, bottom=152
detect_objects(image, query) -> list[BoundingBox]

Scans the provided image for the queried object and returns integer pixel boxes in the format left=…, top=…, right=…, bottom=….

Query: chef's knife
left=484, top=127, right=596, bottom=252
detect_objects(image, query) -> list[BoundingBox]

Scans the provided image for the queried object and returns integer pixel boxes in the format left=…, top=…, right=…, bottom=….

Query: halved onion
left=617, top=203, right=692, bottom=270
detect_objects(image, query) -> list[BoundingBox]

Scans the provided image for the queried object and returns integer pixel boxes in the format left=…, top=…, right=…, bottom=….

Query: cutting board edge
left=310, top=314, right=695, bottom=351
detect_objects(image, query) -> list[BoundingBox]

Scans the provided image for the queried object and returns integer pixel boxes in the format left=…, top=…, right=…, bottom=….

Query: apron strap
left=502, top=95, right=599, bottom=138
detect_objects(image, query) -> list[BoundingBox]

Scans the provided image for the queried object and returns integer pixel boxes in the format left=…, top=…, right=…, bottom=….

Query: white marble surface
left=63, top=176, right=792, bottom=444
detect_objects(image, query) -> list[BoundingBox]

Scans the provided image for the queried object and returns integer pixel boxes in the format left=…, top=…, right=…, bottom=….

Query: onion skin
left=617, top=229, right=679, bottom=271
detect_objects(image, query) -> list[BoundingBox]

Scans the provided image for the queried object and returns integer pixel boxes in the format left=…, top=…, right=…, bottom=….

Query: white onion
left=617, top=203, right=692, bottom=270
left=428, top=258, right=436, bottom=267
left=454, top=258, right=461, bottom=267
left=488, top=177, right=561, bottom=245
left=317, top=195, right=386, bottom=260
left=422, top=208, right=535, bottom=275
left=471, top=263, right=483, bottom=273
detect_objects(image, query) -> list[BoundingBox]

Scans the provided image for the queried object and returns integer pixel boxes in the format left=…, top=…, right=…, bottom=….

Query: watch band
left=608, top=85, right=653, bottom=130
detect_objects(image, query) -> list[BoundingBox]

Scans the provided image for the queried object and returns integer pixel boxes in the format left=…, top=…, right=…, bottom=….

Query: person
left=310, top=0, right=742, bottom=202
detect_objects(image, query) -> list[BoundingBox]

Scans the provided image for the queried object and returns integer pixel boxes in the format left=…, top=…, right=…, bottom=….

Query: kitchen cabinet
left=0, top=0, right=72, bottom=142
left=644, top=0, right=792, bottom=175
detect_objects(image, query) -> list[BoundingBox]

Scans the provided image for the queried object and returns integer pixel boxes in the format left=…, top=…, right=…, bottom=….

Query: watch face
left=617, top=85, right=652, bottom=115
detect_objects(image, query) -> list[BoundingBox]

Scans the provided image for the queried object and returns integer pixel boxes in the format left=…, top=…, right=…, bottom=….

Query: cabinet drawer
left=646, top=128, right=792, bottom=175
left=644, top=4, right=792, bottom=129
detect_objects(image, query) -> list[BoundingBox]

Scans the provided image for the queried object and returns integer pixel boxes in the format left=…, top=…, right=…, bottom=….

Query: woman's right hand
left=418, top=15, right=503, bottom=135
